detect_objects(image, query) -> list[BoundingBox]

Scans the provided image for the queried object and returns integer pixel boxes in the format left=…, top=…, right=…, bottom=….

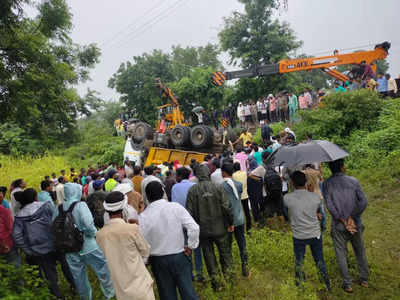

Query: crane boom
left=212, top=41, right=390, bottom=85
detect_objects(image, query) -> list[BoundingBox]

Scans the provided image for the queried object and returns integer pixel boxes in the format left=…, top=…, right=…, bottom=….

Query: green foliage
left=293, top=89, right=383, bottom=144
left=169, top=67, right=231, bottom=116
left=0, top=260, right=52, bottom=299
left=0, top=0, right=100, bottom=154
left=0, top=122, right=45, bottom=155
left=60, top=117, right=125, bottom=166
left=109, top=44, right=222, bottom=125
left=219, top=0, right=302, bottom=67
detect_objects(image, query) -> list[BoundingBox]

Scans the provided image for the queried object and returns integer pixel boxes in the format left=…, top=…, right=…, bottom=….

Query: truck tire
left=170, top=125, right=191, bottom=147
left=191, top=125, right=213, bottom=149
left=132, top=122, right=153, bottom=144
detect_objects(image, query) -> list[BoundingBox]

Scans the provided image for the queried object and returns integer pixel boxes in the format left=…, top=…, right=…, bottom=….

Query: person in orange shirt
left=132, top=165, right=144, bottom=195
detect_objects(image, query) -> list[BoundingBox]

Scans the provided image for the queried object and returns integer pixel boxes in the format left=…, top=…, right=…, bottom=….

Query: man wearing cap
left=105, top=170, right=119, bottom=192
left=140, top=181, right=199, bottom=300
left=97, top=191, right=155, bottom=300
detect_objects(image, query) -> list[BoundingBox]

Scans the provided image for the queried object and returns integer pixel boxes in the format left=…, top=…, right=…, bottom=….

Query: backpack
left=264, top=168, right=282, bottom=195
left=52, top=201, right=84, bottom=253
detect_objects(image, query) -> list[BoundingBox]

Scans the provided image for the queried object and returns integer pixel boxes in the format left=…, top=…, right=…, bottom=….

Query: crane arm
left=212, top=41, right=390, bottom=85
left=155, top=78, right=179, bottom=106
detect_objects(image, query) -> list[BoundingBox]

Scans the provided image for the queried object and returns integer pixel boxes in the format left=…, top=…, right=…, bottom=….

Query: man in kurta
left=97, top=191, right=155, bottom=300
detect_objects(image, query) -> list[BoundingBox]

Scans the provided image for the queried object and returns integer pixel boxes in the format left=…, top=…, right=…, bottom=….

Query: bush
left=293, top=90, right=383, bottom=145
left=0, top=260, right=52, bottom=299
left=0, top=123, right=46, bottom=156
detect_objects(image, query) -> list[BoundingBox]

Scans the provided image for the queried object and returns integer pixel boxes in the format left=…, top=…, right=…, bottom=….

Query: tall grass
left=0, top=155, right=83, bottom=194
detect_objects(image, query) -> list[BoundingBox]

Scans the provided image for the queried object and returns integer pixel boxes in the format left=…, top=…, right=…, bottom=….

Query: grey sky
left=65, top=0, right=400, bottom=100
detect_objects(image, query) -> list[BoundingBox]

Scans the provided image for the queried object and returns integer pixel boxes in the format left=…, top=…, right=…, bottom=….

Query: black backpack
left=264, top=168, right=282, bottom=195
left=52, top=202, right=84, bottom=253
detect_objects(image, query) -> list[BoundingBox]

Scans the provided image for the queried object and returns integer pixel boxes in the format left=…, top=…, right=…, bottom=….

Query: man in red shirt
left=0, top=191, right=20, bottom=268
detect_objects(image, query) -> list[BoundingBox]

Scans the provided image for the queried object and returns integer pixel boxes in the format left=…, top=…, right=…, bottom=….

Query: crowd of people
left=0, top=125, right=370, bottom=299
left=235, top=71, right=400, bottom=129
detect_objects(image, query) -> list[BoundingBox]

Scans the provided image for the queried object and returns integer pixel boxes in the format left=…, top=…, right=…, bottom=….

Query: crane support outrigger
left=212, top=41, right=391, bottom=85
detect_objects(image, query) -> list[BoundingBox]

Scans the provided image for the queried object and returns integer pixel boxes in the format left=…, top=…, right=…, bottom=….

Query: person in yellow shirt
left=233, top=128, right=253, bottom=147
left=366, top=75, right=377, bottom=91
left=69, top=168, right=77, bottom=182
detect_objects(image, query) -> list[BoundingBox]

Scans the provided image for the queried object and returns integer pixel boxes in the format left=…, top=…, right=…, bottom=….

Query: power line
left=100, top=0, right=166, bottom=48
left=115, top=0, right=188, bottom=48
left=307, top=41, right=400, bottom=57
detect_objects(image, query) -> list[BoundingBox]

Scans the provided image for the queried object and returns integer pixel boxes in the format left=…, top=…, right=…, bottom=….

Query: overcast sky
left=64, top=0, right=400, bottom=100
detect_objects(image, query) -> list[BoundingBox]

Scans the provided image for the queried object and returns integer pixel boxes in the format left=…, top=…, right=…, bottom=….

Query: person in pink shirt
left=234, top=146, right=248, bottom=172
left=298, top=94, right=308, bottom=110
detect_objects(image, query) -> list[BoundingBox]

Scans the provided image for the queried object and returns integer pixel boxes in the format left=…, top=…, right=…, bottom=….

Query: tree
left=0, top=0, right=100, bottom=154
left=170, top=67, right=231, bottom=116
left=109, top=44, right=222, bottom=124
left=218, top=0, right=303, bottom=99
left=219, top=0, right=301, bottom=68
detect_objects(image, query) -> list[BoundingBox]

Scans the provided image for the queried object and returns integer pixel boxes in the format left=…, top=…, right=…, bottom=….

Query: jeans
left=66, top=248, right=115, bottom=300
left=241, top=199, right=252, bottom=232
left=151, top=252, right=198, bottom=300
left=200, top=234, right=233, bottom=288
left=293, top=236, right=330, bottom=289
left=229, top=224, right=248, bottom=265
left=188, top=246, right=203, bottom=276
left=331, top=226, right=369, bottom=287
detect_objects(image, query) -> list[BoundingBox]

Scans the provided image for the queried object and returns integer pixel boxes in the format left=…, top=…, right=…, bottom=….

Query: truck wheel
left=170, top=125, right=191, bottom=147
left=191, top=125, right=213, bottom=149
left=132, top=122, right=153, bottom=143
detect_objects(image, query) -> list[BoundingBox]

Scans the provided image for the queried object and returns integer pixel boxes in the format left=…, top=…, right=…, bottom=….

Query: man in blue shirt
left=335, top=82, right=347, bottom=92
left=171, top=167, right=203, bottom=281
left=376, top=72, right=388, bottom=97
left=38, top=180, right=55, bottom=209
left=171, top=167, right=196, bottom=207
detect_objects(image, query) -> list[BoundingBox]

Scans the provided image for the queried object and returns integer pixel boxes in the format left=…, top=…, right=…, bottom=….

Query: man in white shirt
left=139, top=181, right=199, bottom=300
left=55, top=176, right=65, bottom=204
left=210, top=159, right=224, bottom=186
left=386, top=73, right=398, bottom=98
left=141, top=165, right=164, bottom=205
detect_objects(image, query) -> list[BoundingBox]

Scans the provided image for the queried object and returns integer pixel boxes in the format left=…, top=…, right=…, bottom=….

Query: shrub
left=0, top=260, right=52, bottom=300
left=293, top=90, right=383, bottom=145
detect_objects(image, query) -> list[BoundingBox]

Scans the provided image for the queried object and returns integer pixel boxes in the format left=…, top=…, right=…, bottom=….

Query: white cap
left=112, top=183, right=133, bottom=195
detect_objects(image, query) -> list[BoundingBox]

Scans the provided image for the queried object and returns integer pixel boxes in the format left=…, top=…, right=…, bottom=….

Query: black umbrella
left=266, top=140, right=349, bottom=167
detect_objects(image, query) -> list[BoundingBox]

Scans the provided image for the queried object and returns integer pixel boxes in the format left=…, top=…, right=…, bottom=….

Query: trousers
left=331, top=226, right=369, bottom=287
left=200, top=234, right=233, bottom=288
left=66, top=248, right=115, bottom=300
left=293, top=236, right=330, bottom=289
left=30, top=252, right=63, bottom=298
left=229, top=224, right=248, bottom=265
left=151, top=252, right=198, bottom=300
left=241, top=199, right=252, bottom=232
